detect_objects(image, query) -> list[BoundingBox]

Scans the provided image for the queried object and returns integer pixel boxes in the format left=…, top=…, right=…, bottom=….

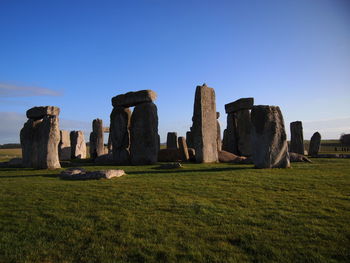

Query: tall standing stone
left=178, top=136, right=189, bottom=161
left=191, top=84, right=218, bottom=163
left=167, top=132, right=178, bottom=149
left=290, top=121, right=304, bottom=154
left=235, top=109, right=252, bottom=156
left=186, top=131, right=193, bottom=148
left=216, top=112, right=222, bottom=151
left=20, top=106, right=61, bottom=169
left=222, top=113, right=238, bottom=154
left=70, top=131, right=86, bottom=159
left=130, top=102, right=159, bottom=165
left=309, top=132, right=321, bottom=156
left=251, top=105, right=290, bottom=168
left=90, top=119, right=104, bottom=159
left=59, top=130, right=71, bottom=160
left=110, top=106, right=131, bottom=164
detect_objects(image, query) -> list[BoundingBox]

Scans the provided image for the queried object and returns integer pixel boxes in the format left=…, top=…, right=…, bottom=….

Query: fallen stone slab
left=289, top=152, right=312, bottom=163
left=314, top=154, right=350, bottom=158
left=26, top=106, right=60, bottom=120
left=225, top=98, right=254, bottom=114
left=60, top=168, right=125, bottom=180
left=218, top=150, right=251, bottom=164
left=112, top=90, right=157, bottom=107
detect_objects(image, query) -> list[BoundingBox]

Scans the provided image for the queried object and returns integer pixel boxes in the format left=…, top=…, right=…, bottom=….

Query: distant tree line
left=0, top=143, right=21, bottom=149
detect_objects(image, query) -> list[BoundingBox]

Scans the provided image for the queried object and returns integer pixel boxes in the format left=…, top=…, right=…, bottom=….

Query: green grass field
left=0, top=158, right=349, bottom=262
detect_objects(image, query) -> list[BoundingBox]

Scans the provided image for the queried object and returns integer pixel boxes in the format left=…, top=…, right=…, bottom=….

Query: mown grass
left=0, top=159, right=349, bottom=262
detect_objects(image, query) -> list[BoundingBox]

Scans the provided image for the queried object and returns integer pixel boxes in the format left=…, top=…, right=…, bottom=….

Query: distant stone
left=217, top=120, right=222, bottom=151
left=60, top=168, right=125, bottom=180
left=70, top=131, right=86, bottom=159
left=94, top=153, right=115, bottom=165
left=112, top=90, right=157, bottom=108
left=167, top=132, right=178, bottom=149
left=309, top=132, right=321, bottom=156
left=251, top=105, right=290, bottom=168
left=216, top=112, right=220, bottom=119
left=192, top=84, right=218, bottom=163
left=235, top=109, right=252, bottom=156
left=178, top=136, right=189, bottom=161
left=290, top=121, right=304, bottom=155
left=158, top=148, right=181, bottom=162
left=186, top=131, right=193, bottom=148
left=187, top=148, right=196, bottom=162
left=26, top=106, right=60, bottom=120
left=222, top=114, right=239, bottom=154
left=59, top=130, right=71, bottom=161
left=89, top=119, right=104, bottom=159
left=289, top=152, right=312, bottom=163
left=130, top=102, right=159, bottom=165
left=225, top=98, right=254, bottom=114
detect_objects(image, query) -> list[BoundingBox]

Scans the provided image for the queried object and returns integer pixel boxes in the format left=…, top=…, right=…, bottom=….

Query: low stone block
left=225, top=98, right=254, bottom=114
left=26, top=106, right=60, bottom=120
left=112, top=90, right=157, bottom=107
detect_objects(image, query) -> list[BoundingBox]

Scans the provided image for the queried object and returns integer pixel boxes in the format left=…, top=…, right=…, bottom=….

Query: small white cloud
left=0, top=83, right=62, bottom=97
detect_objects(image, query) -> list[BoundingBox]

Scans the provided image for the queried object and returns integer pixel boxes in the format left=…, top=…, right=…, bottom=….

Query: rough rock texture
left=217, top=120, right=222, bottom=151
left=309, top=132, right=321, bottom=157
left=218, top=150, right=249, bottom=164
left=178, top=136, right=189, bottom=161
left=112, top=90, right=157, bottom=108
left=60, top=168, right=125, bottom=180
left=167, top=132, right=178, bottom=149
left=158, top=149, right=181, bottom=162
left=70, top=131, right=86, bottom=159
left=110, top=107, right=131, bottom=164
left=235, top=109, right=252, bottom=156
left=188, top=148, right=196, bottom=162
left=251, top=105, right=290, bottom=168
left=20, top=115, right=61, bottom=169
left=26, top=106, right=60, bottom=120
left=130, top=102, right=159, bottom=165
left=90, top=119, right=104, bottom=159
left=222, top=113, right=239, bottom=154
left=225, top=97, right=254, bottom=114
left=191, top=84, right=218, bottom=163
left=289, top=152, right=312, bottom=163
left=94, top=153, right=114, bottom=165
left=89, top=132, right=96, bottom=158
left=290, top=121, right=304, bottom=155
left=186, top=131, right=193, bottom=148
left=59, top=130, right=71, bottom=161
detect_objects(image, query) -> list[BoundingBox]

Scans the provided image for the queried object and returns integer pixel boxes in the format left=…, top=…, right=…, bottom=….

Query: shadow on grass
left=127, top=166, right=252, bottom=175
left=0, top=173, right=61, bottom=179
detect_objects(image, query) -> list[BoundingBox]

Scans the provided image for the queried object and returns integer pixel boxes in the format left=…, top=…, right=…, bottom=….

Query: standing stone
left=186, top=131, right=193, bottom=148
left=107, top=132, right=113, bottom=153
left=70, top=131, right=86, bottom=159
left=110, top=107, right=131, bottom=164
left=290, top=121, right=304, bottom=154
left=167, top=132, right=178, bottom=149
left=59, top=130, right=71, bottom=161
left=309, top=132, right=321, bottom=156
left=20, top=119, right=35, bottom=168
left=222, top=113, right=239, bottom=154
left=90, top=119, right=104, bottom=159
left=191, top=84, right=218, bottom=163
left=251, top=105, right=290, bottom=168
left=216, top=112, right=222, bottom=151
left=178, top=136, right=189, bottom=161
left=235, top=110, right=252, bottom=156
left=130, top=102, right=159, bottom=165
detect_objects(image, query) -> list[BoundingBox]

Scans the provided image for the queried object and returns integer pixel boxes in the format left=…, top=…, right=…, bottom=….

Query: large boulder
left=167, top=132, right=178, bottom=149
left=191, top=84, right=218, bottom=163
left=251, top=105, right=290, bottom=168
left=130, top=102, right=159, bottom=165
left=112, top=90, right=157, bottom=108
left=59, top=130, right=71, bottom=161
left=309, top=132, right=321, bottom=157
left=26, top=106, right=60, bottom=120
left=110, top=106, right=131, bottom=164
left=290, top=121, right=304, bottom=155
left=70, top=131, right=86, bottom=159
left=225, top=97, right=254, bottom=114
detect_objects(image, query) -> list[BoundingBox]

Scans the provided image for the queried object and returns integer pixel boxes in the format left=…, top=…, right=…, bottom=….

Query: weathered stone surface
left=309, top=132, right=321, bottom=156
left=225, top=98, right=254, bottom=114
left=167, top=132, right=178, bottom=149
left=60, top=168, right=125, bottom=180
left=59, top=130, right=71, bottom=161
left=89, top=132, right=96, bottom=158
left=218, top=150, right=249, bottom=164
left=158, top=149, right=181, bottom=162
left=112, top=90, right=157, bottom=108
left=289, top=152, right=312, bottom=163
left=90, top=119, right=104, bottom=159
left=178, top=136, right=189, bottom=161
left=94, top=153, right=114, bottom=164
left=235, top=109, right=252, bottom=156
left=186, top=131, right=193, bottom=148
left=110, top=107, right=131, bottom=164
left=20, top=115, right=61, bottom=169
left=130, top=102, right=159, bottom=165
left=217, top=120, right=222, bottom=151
left=26, top=106, right=60, bottom=120
left=251, top=105, right=290, bottom=168
left=188, top=148, right=196, bottom=162
left=290, top=121, right=304, bottom=155
left=70, top=131, right=86, bottom=159
left=191, top=84, right=218, bottom=163
left=222, top=113, right=239, bottom=154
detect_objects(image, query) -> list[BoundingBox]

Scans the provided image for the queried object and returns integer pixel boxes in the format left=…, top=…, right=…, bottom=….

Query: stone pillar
left=216, top=112, right=222, bottom=151
left=20, top=106, right=61, bottom=169
left=70, top=131, right=86, bottom=159
left=167, top=132, right=178, bottom=149
left=186, top=130, right=193, bottom=148
left=59, top=130, right=71, bottom=161
left=178, top=136, right=189, bottom=161
left=309, top=132, right=321, bottom=156
left=251, top=105, right=290, bottom=168
left=222, top=113, right=238, bottom=154
left=130, top=102, right=159, bottom=165
left=110, top=106, right=131, bottom=164
left=191, top=84, right=218, bottom=163
left=89, top=119, right=104, bottom=159
left=290, top=121, right=304, bottom=154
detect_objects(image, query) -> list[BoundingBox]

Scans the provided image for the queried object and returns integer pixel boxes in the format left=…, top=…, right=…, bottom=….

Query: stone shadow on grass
left=128, top=166, right=252, bottom=175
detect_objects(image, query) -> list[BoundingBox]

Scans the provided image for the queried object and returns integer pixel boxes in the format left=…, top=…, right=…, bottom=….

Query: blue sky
left=0, top=0, right=349, bottom=144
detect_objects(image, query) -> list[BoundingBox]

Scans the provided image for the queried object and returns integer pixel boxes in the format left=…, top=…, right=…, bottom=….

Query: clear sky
left=0, top=0, right=349, bottom=144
